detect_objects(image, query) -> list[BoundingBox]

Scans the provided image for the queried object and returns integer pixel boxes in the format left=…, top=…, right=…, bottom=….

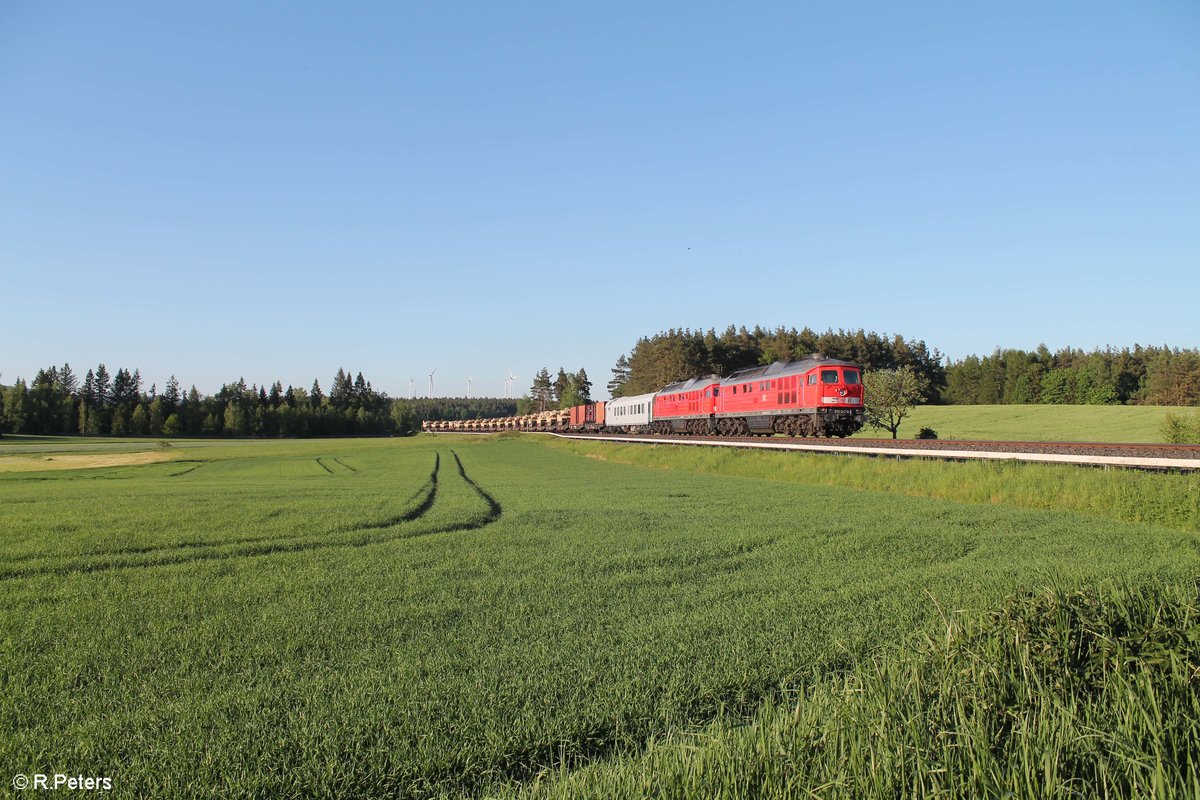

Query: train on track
left=423, top=356, right=867, bottom=438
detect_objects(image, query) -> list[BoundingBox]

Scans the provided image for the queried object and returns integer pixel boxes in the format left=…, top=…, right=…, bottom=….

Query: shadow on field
left=0, top=451, right=502, bottom=582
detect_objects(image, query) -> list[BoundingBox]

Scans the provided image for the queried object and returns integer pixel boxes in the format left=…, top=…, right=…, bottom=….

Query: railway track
left=538, top=432, right=1200, bottom=472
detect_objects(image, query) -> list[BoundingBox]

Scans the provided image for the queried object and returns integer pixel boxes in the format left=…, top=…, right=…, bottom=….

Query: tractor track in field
left=317, top=456, right=361, bottom=476
left=0, top=450, right=504, bottom=583
left=166, top=460, right=212, bottom=477
left=450, top=450, right=503, bottom=524
left=352, top=453, right=440, bottom=531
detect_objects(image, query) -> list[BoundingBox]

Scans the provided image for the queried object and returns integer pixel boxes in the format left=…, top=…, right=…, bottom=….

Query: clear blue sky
left=3, top=1, right=1198, bottom=399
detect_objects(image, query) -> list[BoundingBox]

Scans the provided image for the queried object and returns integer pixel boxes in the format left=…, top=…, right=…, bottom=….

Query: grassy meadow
left=851, top=403, right=1180, bottom=442
left=1, top=433, right=1198, bottom=798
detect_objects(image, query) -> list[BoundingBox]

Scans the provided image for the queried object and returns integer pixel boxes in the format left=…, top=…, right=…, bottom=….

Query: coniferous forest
left=0, top=366, right=442, bottom=438
left=3, top=330, right=1198, bottom=437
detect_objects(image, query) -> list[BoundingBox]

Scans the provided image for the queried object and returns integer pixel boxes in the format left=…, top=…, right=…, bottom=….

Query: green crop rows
left=2, top=434, right=1198, bottom=798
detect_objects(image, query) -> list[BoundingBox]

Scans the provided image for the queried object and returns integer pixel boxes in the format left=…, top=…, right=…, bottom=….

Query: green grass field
left=851, top=403, right=1181, bottom=442
left=2, top=434, right=1198, bottom=798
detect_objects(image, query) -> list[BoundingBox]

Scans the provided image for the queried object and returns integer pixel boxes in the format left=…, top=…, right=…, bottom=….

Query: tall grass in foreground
left=507, top=580, right=1200, bottom=799
left=545, top=438, right=1200, bottom=531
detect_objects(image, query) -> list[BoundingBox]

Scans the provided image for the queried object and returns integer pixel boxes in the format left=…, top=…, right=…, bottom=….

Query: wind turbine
left=427, top=368, right=436, bottom=399
left=506, top=370, right=516, bottom=399
left=466, top=375, right=472, bottom=399
left=408, top=375, right=415, bottom=400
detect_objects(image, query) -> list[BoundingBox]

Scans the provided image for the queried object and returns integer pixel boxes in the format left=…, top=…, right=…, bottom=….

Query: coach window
left=821, top=370, right=838, bottom=384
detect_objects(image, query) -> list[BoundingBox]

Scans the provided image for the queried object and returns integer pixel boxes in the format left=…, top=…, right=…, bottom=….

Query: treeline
left=0, top=364, right=423, bottom=437
left=397, top=398, right=518, bottom=422
left=945, top=346, right=1200, bottom=406
left=608, top=327, right=946, bottom=402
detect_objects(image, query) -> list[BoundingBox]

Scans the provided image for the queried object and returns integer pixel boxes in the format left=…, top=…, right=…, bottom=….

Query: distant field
left=2, top=434, right=1197, bottom=797
left=853, top=403, right=1181, bottom=442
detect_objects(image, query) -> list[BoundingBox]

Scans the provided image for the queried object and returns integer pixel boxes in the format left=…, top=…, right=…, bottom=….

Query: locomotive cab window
left=844, top=370, right=860, bottom=384
left=808, top=374, right=817, bottom=385
left=821, top=370, right=839, bottom=384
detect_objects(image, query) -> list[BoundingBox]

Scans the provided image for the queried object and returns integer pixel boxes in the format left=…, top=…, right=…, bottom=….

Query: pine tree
left=58, top=363, right=78, bottom=396
left=111, top=369, right=134, bottom=411
left=608, top=354, right=631, bottom=398
left=82, top=370, right=95, bottom=406
left=184, top=387, right=203, bottom=435
left=164, top=375, right=181, bottom=412
left=353, top=372, right=368, bottom=408
left=574, top=368, right=592, bottom=403
left=553, top=368, right=569, bottom=405
left=330, top=369, right=352, bottom=410
left=530, top=368, right=553, bottom=412
left=93, top=364, right=111, bottom=407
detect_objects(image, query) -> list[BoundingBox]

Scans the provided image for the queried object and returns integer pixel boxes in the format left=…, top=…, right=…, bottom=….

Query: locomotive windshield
left=843, top=370, right=860, bottom=384
left=821, top=370, right=839, bottom=384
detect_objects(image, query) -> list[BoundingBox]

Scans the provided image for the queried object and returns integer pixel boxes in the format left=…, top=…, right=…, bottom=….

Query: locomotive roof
left=721, top=356, right=858, bottom=384
left=658, top=375, right=721, bottom=394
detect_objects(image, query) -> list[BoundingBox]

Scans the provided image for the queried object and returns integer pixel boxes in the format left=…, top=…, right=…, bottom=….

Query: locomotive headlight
left=837, top=388, right=847, bottom=397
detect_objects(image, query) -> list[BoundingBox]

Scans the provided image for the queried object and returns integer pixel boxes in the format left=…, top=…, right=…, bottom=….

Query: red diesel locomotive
left=647, top=356, right=864, bottom=437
